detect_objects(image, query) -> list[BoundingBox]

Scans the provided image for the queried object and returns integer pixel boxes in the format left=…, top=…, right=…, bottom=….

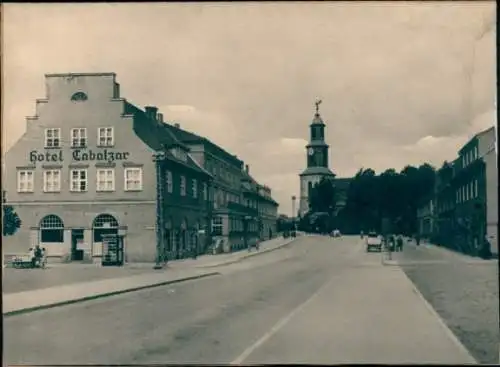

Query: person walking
left=396, top=234, right=404, bottom=252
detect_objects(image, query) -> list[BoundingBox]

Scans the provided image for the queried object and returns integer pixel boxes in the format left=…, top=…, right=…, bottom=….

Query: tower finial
left=315, top=98, right=322, bottom=114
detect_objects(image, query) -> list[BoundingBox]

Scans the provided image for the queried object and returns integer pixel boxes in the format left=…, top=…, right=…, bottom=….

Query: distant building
left=3, top=73, right=211, bottom=263
left=298, top=102, right=351, bottom=217
left=424, top=126, right=497, bottom=257
left=452, top=126, right=497, bottom=255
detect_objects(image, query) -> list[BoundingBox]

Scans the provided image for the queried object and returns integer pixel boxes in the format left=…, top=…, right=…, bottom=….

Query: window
left=43, top=170, right=61, bottom=192
left=45, top=128, right=61, bottom=148
left=71, top=92, right=88, bottom=101
left=124, top=167, right=143, bottom=191
left=166, top=170, right=173, bottom=193
left=192, top=178, right=198, bottom=198
left=17, top=170, right=34, bottom=193
left=202, top=182, right=208, bottom=200
left=180, top=176, right=186, bottom=196
left=474, top=146, right=479, bottom=159
left=171, top=147, right=188, bottom=162
left=469, top=182, right=473, bottom=199
left=40, top=215, right=64, bottom=243
left=70, top=169, right=87, bottom=192
left=96, top=169, right=115, bottom=191
left=71, top=128, right=87, bottom=147
left=98, top=127, right=114, bottom=146
left=474, top=179, right=478, bottom=197
left=212, top=216, right=223, bottom=236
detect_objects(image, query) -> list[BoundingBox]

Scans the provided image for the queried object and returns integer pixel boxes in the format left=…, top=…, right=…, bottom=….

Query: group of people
left=385, top=234, right=406, bottom=252
left=28, top=245, right=47, bottom=268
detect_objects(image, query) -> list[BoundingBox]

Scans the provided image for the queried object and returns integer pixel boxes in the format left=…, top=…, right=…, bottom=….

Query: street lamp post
left=291, top=195, right=296, bottom=232
left=153, top=150, right=167, bottom=270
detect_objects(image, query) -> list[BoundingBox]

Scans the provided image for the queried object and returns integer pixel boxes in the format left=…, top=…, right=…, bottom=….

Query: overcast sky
left=2, top=2, right=496, bottom=216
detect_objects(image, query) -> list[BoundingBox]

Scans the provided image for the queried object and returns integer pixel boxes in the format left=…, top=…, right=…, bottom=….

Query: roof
left=299, top=167, right=335, bottom=176
left=310, top=113, right=325, bottom=126
left=166, top=123, right=242, bottom=166
left=45, top=72, right=116, bottom=78
left=458, top=125, right=495, bottom=154
left=126, top=102, right=211, bottom=177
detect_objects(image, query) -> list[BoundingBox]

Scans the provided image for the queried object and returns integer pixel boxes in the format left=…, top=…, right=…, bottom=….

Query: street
left=5, top=236, right=478, bottom=365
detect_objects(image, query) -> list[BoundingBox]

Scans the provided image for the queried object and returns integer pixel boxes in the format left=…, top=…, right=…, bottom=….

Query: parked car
left=330, top=229, right=341, bottom=238
left=366, top=232, right=382, bottom=252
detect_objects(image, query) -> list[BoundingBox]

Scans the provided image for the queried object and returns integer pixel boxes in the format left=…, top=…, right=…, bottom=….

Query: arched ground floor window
left=40, top=215, right=64, bottom=243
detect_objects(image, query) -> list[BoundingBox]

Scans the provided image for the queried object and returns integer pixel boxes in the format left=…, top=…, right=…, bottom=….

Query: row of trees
left=298, top=163, right=436, bottom=235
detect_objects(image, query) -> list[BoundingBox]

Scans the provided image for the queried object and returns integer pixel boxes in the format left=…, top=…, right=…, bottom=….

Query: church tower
left=298, top=99, right=335, bottom=217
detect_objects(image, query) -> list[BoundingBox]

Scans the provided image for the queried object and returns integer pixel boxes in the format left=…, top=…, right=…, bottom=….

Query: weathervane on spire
left=315, top=98, right=322, bottom=114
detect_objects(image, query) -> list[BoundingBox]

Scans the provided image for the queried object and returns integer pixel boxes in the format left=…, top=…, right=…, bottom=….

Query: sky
left=2, top=2, right=496, bottom=216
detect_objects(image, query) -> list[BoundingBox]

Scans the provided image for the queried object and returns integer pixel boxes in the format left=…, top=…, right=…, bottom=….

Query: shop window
left=212, top=216, right=223, bottom=236
left=17, top=170, right=34, bottom=193
left=98, top=127, right=114, bottom=147
left=92, top=214, right=118, bottom=242
left=124, top=167, right=143, bottom=191
left=40, top=215, right=64, bottom=243
left=71, top=128, right=87, bottom=147
left=45, top=128, right=61, bottom=148
left=70, top=169, right=88, bottom=192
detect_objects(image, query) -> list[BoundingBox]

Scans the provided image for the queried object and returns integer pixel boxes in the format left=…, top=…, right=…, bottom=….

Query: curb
left=198, top=238, right=299, bottom=269
left=401, top=270, right=479, bottom=364
left=4, top=271, right=220, bottom=317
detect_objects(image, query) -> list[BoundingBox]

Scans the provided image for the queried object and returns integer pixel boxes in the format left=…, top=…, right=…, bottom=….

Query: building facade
left=161, top=122, right=279, bottom=253
left=424, top=126, right=497, bottom=257
left=3, top=73, right=211, bottom=263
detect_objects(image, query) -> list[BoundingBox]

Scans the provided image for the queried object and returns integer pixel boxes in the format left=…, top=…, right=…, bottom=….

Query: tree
left=309, top=177, right=337, bottom=215
left=3, top=205, right=22, bottom=236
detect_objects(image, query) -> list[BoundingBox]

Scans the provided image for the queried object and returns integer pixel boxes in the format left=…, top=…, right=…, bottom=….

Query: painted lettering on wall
left=29, top=149, right=130, bottom=164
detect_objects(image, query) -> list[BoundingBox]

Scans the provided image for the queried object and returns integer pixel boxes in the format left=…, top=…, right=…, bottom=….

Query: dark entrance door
left=71, top=229, right=85, bottom=261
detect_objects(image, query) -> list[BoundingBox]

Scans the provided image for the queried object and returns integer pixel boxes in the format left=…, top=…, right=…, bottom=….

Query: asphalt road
left=4, top=235, right=477, bottom=365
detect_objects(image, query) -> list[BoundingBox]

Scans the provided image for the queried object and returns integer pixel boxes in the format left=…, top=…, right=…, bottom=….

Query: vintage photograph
left=2, top=2, right=498, bottom=365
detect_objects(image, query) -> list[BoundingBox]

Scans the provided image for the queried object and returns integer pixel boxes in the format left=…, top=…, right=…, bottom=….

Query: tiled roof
left=126, top=102, right=210, bottom=177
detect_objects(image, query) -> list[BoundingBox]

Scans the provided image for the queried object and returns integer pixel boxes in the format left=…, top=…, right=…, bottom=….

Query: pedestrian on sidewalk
left=396, top=235, right=404, bottom=252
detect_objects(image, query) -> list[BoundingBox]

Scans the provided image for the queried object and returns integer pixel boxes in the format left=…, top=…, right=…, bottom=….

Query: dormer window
left=71, top=92, right=88, bottom=102
left=170, top=147, right=188, bottom=162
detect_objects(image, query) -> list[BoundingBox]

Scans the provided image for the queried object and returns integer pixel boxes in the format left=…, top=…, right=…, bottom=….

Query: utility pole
left=153, top=149, right=167, bottom=270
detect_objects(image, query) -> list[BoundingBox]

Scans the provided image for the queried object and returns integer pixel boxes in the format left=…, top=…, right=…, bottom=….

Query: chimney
left=245, top=164, right=249, bottom=173
left=145, top=106, right=158, bottom=120
left=174, top=123, right=180, bottom=128
left=157, top=113, right=163, bottom=123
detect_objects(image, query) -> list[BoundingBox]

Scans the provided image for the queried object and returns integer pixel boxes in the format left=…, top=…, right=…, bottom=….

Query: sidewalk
left=3, top=236, right=298, bottom=316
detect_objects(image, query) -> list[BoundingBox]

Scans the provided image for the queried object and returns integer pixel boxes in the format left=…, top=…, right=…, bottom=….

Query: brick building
left=3, top=73, right=211, bottom=263
left=162, top=123, right=279, bottom=252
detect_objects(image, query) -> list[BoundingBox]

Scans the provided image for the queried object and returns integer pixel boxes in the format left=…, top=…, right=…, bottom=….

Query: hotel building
left=3, top=73, right=212, bottom=263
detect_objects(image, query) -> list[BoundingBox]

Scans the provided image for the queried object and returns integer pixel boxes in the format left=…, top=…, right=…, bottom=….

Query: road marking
left=230, top=277, right=333, bottom=365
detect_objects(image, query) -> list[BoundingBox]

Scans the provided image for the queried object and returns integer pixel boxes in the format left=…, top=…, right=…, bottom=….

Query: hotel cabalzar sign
left=29, top=149, right=130, bottom=164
